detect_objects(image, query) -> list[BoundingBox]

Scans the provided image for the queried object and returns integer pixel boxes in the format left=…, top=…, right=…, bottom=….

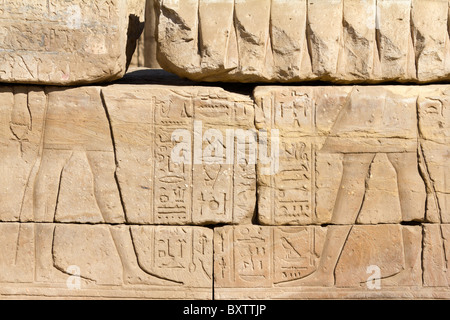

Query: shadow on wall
left=126, top=14, right=145, bottom=70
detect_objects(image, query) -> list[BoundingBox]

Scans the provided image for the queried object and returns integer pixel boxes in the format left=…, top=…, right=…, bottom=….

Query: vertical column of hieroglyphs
left=3, top=0, right=450, bottom=301
left=215, top=86, right=450, bottom=299
left=0, top=82, right=256, bottom=299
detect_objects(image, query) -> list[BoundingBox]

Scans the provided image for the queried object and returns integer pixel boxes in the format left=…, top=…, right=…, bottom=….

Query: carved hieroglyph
left=0, top=84, right=256, bottom=225
left=0, top=0, right=144, bottom=85
left=246, top=85, right=450, bottom=299
left=156, top=0, right=450, bottom=83
left=1, top=77, right=450, bottom=299
left=215, top=225, right=429, bottom=299
left=255, top=86, right=450, bottom=226
left=0, top=87, right=47, bottom=222
left=102, top=85, right=256, bottom=225
left=0, top=223, right=213, bottom=299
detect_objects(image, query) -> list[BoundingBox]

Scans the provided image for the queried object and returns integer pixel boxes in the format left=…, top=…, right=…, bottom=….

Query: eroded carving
left=255, top=86, right=434, bottom=226
left=0, top=223, right=213, bottom=299
left=103, top=85, right=256, bottom=225
left=156, top=0, right=450, bottom=83
left=0, top=0, right=144, bottom=85
left=215, top=225, right=424, bottom=299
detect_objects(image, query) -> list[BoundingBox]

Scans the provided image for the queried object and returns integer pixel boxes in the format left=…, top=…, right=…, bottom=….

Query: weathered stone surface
left=214, top=225, right=433, bottom=299
left=0, top=223, right=213, bottom=299
left=1, top=71, right=450, bottom=300
left=255, top=86, right=450, bottom=226
left=103, top=85, right=256, bottom=225
left=0, top=0, right=144, bottom=85
left=0, top=82, right=256, bottom=225
left=0, top=87, right=47, bottom=222
left=156, top=0, right=450, bottom=83
left=417, top=89, right=450, bottom=223
left=423, top=224, right=450, bottom=287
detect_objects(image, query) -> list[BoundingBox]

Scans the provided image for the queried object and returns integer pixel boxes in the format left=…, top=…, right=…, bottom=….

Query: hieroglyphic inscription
left=0, top=83, right=256, bottom=226
left=103, top=85, right=256, bottom=225
left=255, top=86, right=431, bottom=226
left=214, top=225, right=326, bottom=288
left=215, top=225, right=425, bottom=299
left=256, top=88, right=321, bottom=225
left=0, top=223, right=213, bottom=299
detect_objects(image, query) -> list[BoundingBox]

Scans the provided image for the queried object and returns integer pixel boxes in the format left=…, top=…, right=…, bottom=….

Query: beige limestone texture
left=255, top=86, right=450, bottom=226
left=0, top=0, right=144, bottom=85
left=423, top=224, right=450, bottom=287
left=0, top=81, right=256, bottom=226
left=214, top=225, right=438, bottom=299
left=0, top=223, right=213, bottom=299
left=1, top=71, right=450, bottom=299
left=156, top=0, right=450, bottom=83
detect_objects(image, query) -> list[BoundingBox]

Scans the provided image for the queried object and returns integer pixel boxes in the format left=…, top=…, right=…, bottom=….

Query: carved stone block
left=214, top=225, right=431, bottom=299
left=156, top=0, right=450, bottom=83
left=0, top=223, right=213, bottom=299
left=255, top=86, right=450, bottom=226
left=423, top=224, right=450, bottom=288
left=0, top=83, right=256, bottom=225
left=0, top=0, right=144, bottom=85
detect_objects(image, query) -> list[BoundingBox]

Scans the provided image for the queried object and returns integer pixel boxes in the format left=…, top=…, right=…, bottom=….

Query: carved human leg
left=109, top=225, right=179, bottom=286
left=387, top=152, right=426, bottom=222
left=33, top=149, right=72, bottom=222
left=383, top=226, right=422, bottom=286
left=85, top=151, right=125, bottom=224
left=382, top=152, right=425, bottom=285
left=86, top=151, right=177, bottom=286
left=279, top=153, right=375, bottom=287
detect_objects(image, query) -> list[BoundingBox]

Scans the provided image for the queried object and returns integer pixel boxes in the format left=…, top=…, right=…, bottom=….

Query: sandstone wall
left=0, top=0, right=144, bottom=85
left=1, top=0, right=450, bottom=301
left=156, top=0, right=450, bottom=83
left=0, top=77, right=449, bottom=299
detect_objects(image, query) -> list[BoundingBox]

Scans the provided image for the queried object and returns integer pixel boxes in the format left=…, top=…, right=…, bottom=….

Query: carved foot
left=382, top=268, right=422, bottom=287
left=277, top=270, right=334, bottom=287
left=123, top=268, right=180, bottom=286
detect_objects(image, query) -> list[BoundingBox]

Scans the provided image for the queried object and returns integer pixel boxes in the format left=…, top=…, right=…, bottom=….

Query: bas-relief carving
left=256, top=86, right=433, bottom=227
left=0, top=223, right=213, bottom=299
left=215, top=225, right=423, bottom=294
left=0, top=85, right=255, bottom=225
left=0, top=87, right=46, bottom=222
left=0, top=84, right=255, bottom=298
left=243, top=86, right=450, bottom=298
left=0, top=83, right=449, bottom=298
left=102, top=85, right=256, bottom=225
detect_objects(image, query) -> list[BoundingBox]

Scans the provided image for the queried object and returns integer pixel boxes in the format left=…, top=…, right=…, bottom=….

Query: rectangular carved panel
left=102, top=85, right=256, bottom=225
left=0, top=84, right=256, bottom=225
left=214, top=225, right=436, bottom=299
left=0, top=223, right=213, bottom=299
left=255, top=86, right=449, bottom=226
